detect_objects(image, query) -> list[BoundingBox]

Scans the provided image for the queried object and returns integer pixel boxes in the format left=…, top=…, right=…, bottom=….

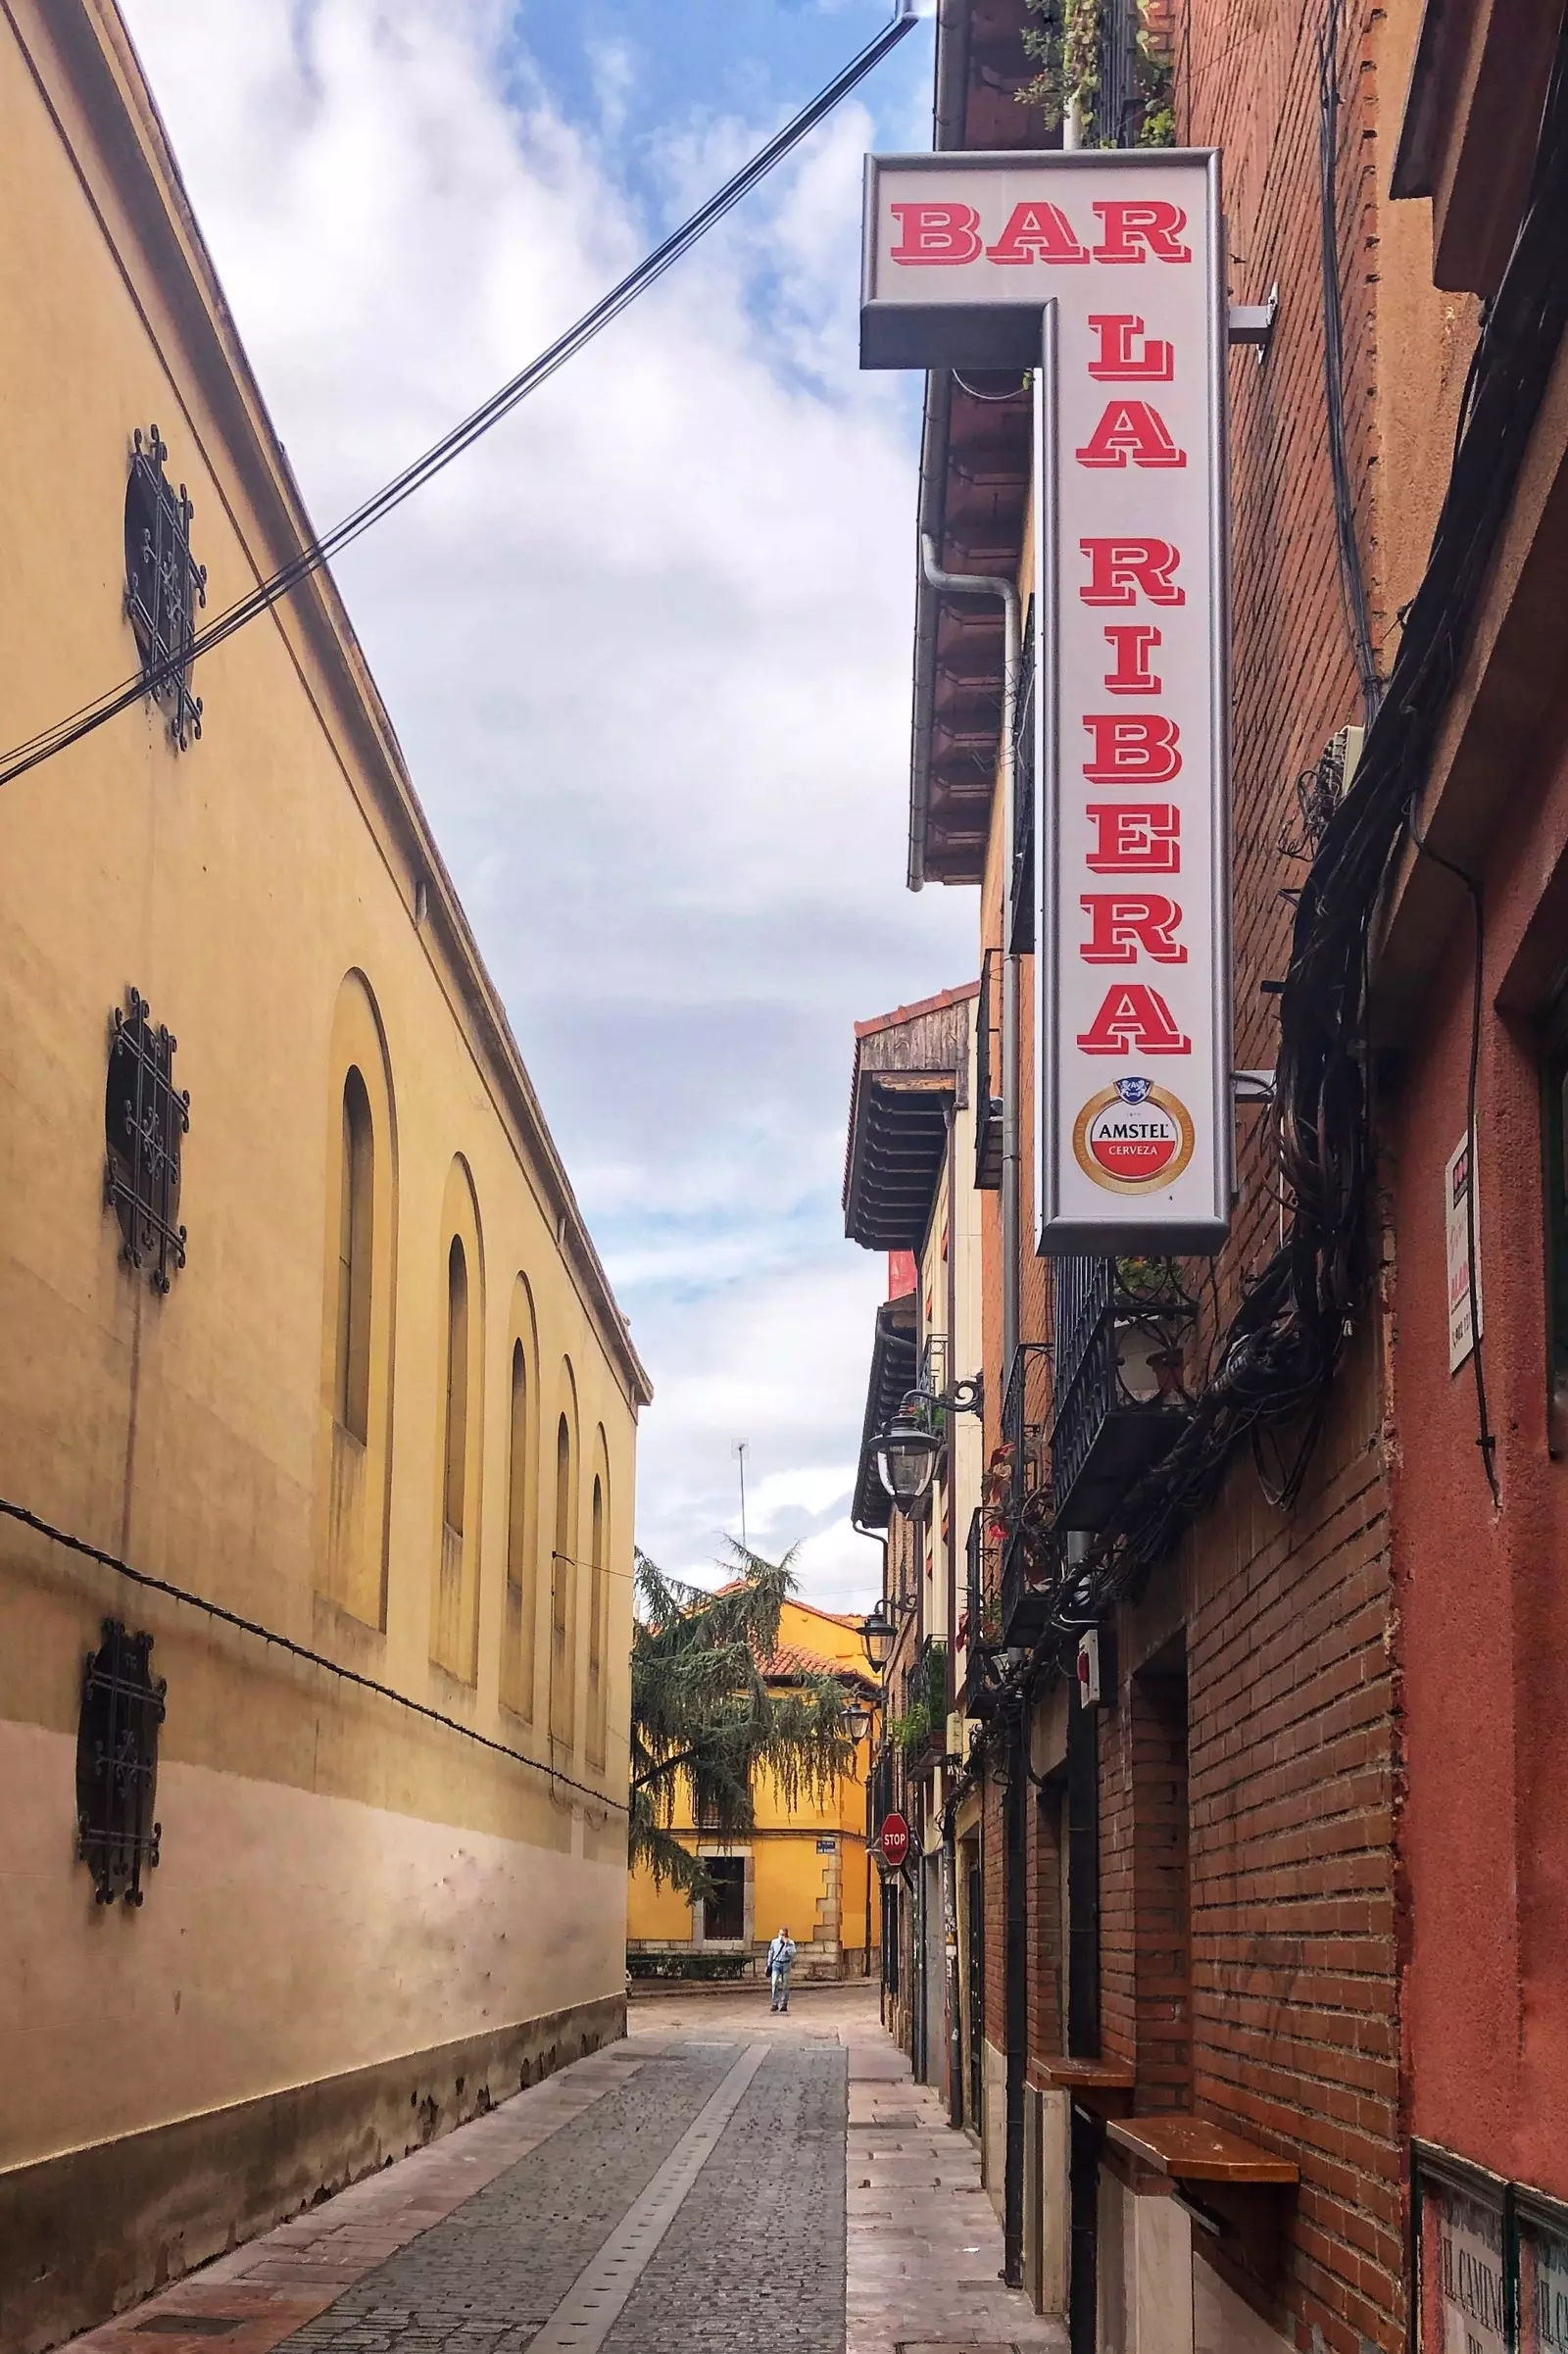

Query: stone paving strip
left=56, top=2042, right=660, bottom=2354
left=58, top=1984, right=1068, bottom=2354
left=602, top=2032, right=848, bottom=2354
left=275, top=2041, right=743, bottom=2353
left=526, top=2041, right=770, bottom=2353
left=842, top=2028, right=1066, bottom=2354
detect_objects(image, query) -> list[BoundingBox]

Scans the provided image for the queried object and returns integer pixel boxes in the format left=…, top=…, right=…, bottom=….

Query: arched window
left=334, top=1068, right=373, bottom=1445
left=550, top=1412, right=574, bottom=1745
left=587, top=1471, right=607, bottom=1767
left=443, top=1238, right=468, bottom=1534
left=434, top=1236, right=468, bottom=1668
left=503, top=1340, right=534, bottom=1719
left=318, top=975, right=397, bottom=1632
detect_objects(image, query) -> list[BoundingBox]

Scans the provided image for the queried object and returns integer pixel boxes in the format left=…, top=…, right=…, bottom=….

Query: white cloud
left=120, top=0, right=969, bottom=1616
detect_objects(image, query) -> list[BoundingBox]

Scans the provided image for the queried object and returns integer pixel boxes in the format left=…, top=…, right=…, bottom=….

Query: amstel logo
left=1072, top=1075, right=1195, bottom=1194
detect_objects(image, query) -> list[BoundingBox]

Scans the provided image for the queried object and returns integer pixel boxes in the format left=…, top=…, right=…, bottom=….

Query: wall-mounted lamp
left=858, top=1597, right=901, bottom=1672
left=871, top=1378, right=983, bottom=1513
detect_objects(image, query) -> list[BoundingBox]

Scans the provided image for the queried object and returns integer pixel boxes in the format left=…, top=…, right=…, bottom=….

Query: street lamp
left=873, top=1399, right=941, bottom=1509
left=845, top=1697, right=873, bottom=1744
left=871, top=1379, right=983, bottom=1515
left=858, top=1598, right=900, bottom=1673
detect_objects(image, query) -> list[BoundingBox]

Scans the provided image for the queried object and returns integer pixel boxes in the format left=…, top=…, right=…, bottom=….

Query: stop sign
left=878, top=1811, right=910, bottom=1869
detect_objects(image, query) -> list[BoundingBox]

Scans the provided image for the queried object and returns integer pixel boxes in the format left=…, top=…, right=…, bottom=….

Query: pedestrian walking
left=767, top=1926, right=797, bottom=2012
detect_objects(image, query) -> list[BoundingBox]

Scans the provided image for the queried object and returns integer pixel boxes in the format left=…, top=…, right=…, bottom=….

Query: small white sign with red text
left=1446, top=1131, right=1482, bottom=1372
left=861, top=152, right=1232, bottom=1252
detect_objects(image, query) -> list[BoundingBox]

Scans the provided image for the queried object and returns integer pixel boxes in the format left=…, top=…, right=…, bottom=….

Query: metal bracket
left=1228, top=286, right=1279, bottom=360
left=1232, top=1069, right=1277, bottom=1103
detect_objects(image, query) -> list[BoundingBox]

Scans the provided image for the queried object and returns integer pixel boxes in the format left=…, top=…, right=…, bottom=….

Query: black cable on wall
left=1317, top=0, right=1382, bottom=720
left=1044, top=8, right=1568, bottom=1633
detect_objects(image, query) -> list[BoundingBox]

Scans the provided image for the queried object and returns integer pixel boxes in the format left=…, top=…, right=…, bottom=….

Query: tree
left=630, top=1541, right=856, bottom=1901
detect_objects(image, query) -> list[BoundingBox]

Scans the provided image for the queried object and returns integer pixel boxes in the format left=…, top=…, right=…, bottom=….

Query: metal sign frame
left=861, top=148, right=1232, bottom=1254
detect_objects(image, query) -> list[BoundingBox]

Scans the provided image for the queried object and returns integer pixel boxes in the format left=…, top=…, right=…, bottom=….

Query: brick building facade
left=848, top=0, right=1568, bottom=2347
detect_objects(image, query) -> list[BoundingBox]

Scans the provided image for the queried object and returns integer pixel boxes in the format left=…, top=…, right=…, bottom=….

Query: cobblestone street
left=59, top=1986, right=1063, bottom=2354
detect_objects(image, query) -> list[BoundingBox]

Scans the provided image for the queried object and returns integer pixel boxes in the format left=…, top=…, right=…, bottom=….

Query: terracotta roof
left=854, top=979, right=980, bottom=1041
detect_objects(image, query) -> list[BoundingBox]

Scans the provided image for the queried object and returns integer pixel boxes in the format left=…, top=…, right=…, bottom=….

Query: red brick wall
left=1130, top=1666, right=1193, bottom=2112
left=1184, top=1337, right=1398, bottom=2352
left=1099, top=1694, right=1136, bottom=2073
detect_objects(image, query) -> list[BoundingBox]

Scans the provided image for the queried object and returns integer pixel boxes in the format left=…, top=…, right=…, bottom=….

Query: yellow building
left=0, top=4, right=650, bottom=2343
left=626, top=1594, right=879, bottom=1982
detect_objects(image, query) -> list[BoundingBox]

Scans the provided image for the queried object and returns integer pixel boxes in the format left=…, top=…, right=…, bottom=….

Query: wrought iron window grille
left=75, top=1618, right=165, bottom=1905
left=975, top=949, right=1004, bottom=1191
left=124, top=426, right=207, bottom=752
left=105, top=987, right=189, bottom=1293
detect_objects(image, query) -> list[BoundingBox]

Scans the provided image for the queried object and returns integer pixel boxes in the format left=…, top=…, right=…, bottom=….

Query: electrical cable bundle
left=1045, top=11, right=1568, bottom=1641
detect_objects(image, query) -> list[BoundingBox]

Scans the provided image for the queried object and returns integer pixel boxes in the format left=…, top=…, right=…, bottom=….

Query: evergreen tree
left=630, top=1541, right=856, bottom=1900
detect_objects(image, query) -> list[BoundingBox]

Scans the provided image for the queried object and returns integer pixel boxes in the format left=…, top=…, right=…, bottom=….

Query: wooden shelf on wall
left=1107, top=2115, right=1299, bottom=2186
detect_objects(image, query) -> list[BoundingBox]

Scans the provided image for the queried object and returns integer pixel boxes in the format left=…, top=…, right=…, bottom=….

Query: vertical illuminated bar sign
left=1034, top=158, right=1231, bottom=1254
left=859, top=149, right=1231, bottom=1253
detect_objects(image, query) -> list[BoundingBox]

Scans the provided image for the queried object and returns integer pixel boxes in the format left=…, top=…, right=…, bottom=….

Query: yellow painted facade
left=0, top=4, right=649, bottom=2342
left=626, top=1595, right=879, bottom=1981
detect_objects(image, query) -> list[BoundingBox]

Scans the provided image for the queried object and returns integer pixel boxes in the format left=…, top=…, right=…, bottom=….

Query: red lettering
left=1079, top=894, right=1187, bottom=963
left=1102, top=624, right=1162, bottom=695
left=1079, top=539, right=1185, bottom=607
left=1076, top=399, right=1187, bottom=469
left=889, top=202, right=982, bottom=266
left=1084, top=714, right=1182, bottom=785
left=1092, top=201, right=1192, bottom=264
left=1088, top=314, right=1173, bottom=379
left=985, top=201, right=1089, bottom=267
left=1076, top=984, right=1192, bottom=1056
left=1086, top=803, right=1182, bottom=872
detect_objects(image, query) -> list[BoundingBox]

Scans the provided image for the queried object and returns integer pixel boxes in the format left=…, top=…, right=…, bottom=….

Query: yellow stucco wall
left=0, top=3, right=649, bottom=2322
left=625, top=1596, right=879, bottom=1973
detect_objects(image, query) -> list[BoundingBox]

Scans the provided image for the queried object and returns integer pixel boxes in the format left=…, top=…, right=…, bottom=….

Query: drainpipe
left=918, top=537, right=1021, bottom=1371
left=1003, top=1695, right=1029, bottom=2288
left=920, top=532, right=1025, bottom=2283
left=943, top=1795, right=962, bottom=2127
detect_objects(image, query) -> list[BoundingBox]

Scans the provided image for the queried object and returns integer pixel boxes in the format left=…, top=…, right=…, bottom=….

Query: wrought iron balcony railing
left=959, top=1506, right=1003, bottom=1710
left=974, top=947, right=1003, bottom=1192
left=1050, top=1256, right=1196, bottom=1530
left=1099, top=0, right=1144, bottom=146
left=1000, top=1341, right=1054, bottom=1645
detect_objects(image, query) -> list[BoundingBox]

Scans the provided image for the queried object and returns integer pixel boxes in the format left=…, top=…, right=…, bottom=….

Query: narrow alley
left=56, top=1989, right=1063, bottom=2354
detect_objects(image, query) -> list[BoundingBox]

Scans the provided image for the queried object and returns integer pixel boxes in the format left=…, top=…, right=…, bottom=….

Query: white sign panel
left=861, top=152, right=1231, bottom=1251
left=1446, top=1131, right=1482, bottom=1371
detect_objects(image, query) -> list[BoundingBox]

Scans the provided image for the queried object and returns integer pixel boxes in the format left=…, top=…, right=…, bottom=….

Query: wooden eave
left=908, top=0, right=1046, bottom=892
left=843, top=987, right=977, bottom=1248
left=1391, top=0, right=1563, bottom=294
left=854, top=1291, right=920, bottom=1532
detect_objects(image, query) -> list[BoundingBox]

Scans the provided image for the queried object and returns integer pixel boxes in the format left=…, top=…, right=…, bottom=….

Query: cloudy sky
left=120, top=0, right=975, bottom=1611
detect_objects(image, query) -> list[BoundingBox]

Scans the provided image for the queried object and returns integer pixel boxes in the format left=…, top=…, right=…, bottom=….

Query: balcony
left=1049, top=1257, right=1196, bottom=1530
left=974, top=948, right=1003, bottom=1191
left=1000, top=1341, right=1056, bottom=1646
left=959, top=1506, right=1001, bottom=1709
left=1093, top=0, right=1145, bottom=147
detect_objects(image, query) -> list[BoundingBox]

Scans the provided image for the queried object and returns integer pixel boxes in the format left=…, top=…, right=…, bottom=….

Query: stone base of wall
left=0, top=1989, right=624, bottom=2354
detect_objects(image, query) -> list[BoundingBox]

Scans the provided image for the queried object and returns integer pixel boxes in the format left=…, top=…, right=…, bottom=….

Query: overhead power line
left=0, top=0, right=919, bottom=793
